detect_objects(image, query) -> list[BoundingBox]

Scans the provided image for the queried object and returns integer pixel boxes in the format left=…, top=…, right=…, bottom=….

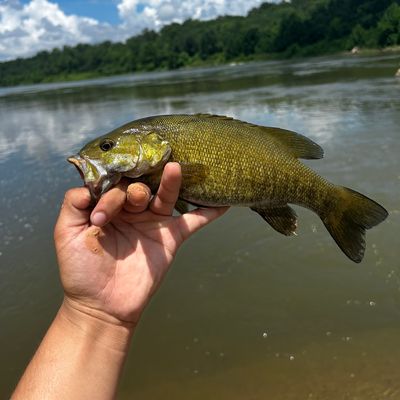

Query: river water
left=0, top=53, right=399, bottom=398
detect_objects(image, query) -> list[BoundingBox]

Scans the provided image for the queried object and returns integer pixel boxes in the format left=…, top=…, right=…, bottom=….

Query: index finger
left=90, top=182, right=128, bottom=226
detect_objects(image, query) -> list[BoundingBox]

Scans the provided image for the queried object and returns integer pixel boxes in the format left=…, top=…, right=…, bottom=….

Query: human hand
left=54, top=162, right=228, bottom=327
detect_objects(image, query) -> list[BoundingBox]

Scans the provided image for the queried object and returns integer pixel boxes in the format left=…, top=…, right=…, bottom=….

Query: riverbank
left=3, top=45, right=399, bottom=88
left=1, top=0, right=400, bottom=88
left=347, top=45, right=400, bottom=56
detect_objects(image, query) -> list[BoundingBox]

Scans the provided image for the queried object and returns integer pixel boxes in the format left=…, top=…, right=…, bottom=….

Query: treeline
left=1, top=0, right=400, bottom=86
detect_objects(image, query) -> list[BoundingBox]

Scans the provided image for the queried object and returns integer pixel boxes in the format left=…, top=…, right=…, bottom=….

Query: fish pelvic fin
left=175, top=199, right=190, bottom=214
left=252, top=204, right=298, bottom=236
left=321, top=187, right=388, bottom=263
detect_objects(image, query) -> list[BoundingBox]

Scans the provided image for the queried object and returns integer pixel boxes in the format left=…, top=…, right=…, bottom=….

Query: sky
left=0, top=0, right=274, bottom=61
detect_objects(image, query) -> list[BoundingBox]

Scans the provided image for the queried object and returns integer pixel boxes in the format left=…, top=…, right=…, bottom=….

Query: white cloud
left=0, top=0, right=117, bottom=60
left=0, top=0, right=271, bottom=61
left=117, top=0, right=267, bottom=32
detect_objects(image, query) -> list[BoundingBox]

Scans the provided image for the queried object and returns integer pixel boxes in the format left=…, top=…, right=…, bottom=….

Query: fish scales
left=136, top=114, right=330, bottom=210
left=68, top=113, right=388, bottom=263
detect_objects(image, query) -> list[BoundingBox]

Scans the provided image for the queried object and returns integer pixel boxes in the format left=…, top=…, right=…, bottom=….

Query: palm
left=55, top=163, right=228, bottom=324
left=56, top=212, right=183, bottom=322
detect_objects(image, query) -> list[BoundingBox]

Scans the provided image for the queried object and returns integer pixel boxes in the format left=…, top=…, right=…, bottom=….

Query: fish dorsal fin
left=194, top=113, right=261, bottom=129
left=193, top=114, right=323, bottom=160
left=195, top=114, right=324, bottom=160
left=194, top=113, right=235, bottom=121
left=261, top=127, right=324, bottom=160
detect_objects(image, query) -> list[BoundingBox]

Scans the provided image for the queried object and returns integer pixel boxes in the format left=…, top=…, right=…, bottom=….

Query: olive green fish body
left=69, top=113, right=388, bottom=263
left=129, top=114, right=331, bottom=212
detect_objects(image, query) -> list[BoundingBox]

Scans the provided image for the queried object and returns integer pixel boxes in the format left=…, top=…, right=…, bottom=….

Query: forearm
left=12, top=299, right=134, bottom=400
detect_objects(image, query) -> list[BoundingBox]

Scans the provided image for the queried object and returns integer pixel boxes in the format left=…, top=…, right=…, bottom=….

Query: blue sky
left=0, top=0, right=272, bottom=61
left=20, top=0, right=121, bottom=24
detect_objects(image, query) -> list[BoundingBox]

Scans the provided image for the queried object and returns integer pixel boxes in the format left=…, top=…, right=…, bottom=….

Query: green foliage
left=376, top=3, right=400, bottom=46
left=348, top=24, right=378, bottom=47
left=1, top=0, right=400, bottom=86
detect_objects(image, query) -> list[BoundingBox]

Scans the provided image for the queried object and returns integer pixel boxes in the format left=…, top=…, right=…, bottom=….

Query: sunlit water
left=1, top=54, right=399, bottom=399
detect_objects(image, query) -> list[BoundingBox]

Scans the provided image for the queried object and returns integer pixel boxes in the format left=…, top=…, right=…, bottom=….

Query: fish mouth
left=67, top=156, right=85, bottom=180
left=67, top=155, right=119, bottom=201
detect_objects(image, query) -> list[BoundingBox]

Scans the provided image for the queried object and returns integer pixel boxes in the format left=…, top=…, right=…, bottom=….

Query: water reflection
left=2, top=54, right=399, bottom=163
left=0, top=53, right=399, bottom=399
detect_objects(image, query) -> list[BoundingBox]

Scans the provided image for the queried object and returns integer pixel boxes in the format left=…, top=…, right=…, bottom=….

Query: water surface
left=1, top=53, right=399, bottom=398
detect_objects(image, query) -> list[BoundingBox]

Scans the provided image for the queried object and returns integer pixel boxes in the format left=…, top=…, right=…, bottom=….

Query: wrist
left=12, top=297, right=134, bottom=399
left=59, top=297, right=134, bottom=354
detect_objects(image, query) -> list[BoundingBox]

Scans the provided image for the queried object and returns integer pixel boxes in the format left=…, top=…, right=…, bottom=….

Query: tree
left=376, top=2, right=400, bottom=46
left=1, top=0, right=400, bottom=87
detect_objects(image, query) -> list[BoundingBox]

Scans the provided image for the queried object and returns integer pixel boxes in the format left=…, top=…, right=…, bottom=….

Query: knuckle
left=160, top=181, right=176, bottom=195
left=64, top=188, right=76, bottom=203
left=103, top=187, right=125, bottom=205
left=156, top=192, right=175, bottom=205
left=63, top=188, right=91, bottom=209
left=124, top=203, right=147, bottom=213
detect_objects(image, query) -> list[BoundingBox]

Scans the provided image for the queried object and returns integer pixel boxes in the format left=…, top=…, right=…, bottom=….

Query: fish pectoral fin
left=251, top=204, right=298, bottom=236
left=179, top=162, right=209, bottom=185
left=262, top=127, right=324, bottom=160
left=175, top=199, right=190, bottom=214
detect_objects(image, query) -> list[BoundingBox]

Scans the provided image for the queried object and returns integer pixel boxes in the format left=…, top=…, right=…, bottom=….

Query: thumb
left=55, top=188, right=92, bottom=235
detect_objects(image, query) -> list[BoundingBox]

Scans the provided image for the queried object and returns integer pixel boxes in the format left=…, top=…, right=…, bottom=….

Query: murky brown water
left=1, top=53, right=399, bottom=399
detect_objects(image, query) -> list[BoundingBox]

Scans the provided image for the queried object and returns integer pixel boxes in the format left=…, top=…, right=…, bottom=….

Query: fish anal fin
left=252, top=204, right=298, bottom=236
left=262, top=127, right=324, bottom=160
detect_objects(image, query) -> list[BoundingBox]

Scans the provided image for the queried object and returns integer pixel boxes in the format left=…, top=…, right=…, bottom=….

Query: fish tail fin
left=321, top=186, right=388, bottom=263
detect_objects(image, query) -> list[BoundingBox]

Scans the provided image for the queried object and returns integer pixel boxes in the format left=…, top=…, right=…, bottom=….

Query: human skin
left=12, top=162, right=228, bottom=400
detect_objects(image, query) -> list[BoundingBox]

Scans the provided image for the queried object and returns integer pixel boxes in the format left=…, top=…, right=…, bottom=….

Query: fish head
left=68, top=130, right=171, bottom=201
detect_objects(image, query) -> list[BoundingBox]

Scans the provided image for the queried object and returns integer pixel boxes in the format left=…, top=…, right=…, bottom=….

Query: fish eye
left=99, top=139, right=115, bottom=152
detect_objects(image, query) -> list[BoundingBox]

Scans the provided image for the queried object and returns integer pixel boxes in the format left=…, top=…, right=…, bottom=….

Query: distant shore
left=346, top=45, right=400, bottom=56
left=36, top=46, right=400, bottom=84
left=1, top=0, right=400, bottom=88
left=2, top=45, right=398, bottom=88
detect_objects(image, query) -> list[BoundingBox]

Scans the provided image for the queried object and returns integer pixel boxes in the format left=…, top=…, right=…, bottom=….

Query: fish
left=68, top=113, right=388, bottom=263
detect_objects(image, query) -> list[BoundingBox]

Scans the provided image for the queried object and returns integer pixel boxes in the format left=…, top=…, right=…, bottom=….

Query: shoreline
left=346, top=45, right=400, bottom=56
left=2, top=46, right=400, bottom=89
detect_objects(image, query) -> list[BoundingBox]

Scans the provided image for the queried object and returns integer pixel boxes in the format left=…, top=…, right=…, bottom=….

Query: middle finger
left=124, top=182, right=152, bottom=213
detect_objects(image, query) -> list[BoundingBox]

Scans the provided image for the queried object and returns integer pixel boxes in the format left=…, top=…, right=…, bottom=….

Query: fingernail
left=91, top=211, right=107, bottom=226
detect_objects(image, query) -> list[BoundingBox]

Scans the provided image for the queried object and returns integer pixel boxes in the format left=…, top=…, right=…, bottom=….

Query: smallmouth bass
left=68, top=114, right=388, bottom=263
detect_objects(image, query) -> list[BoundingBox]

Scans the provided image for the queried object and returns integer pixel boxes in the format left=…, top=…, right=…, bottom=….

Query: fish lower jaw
left=86, top=173, right=122, bottom=201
